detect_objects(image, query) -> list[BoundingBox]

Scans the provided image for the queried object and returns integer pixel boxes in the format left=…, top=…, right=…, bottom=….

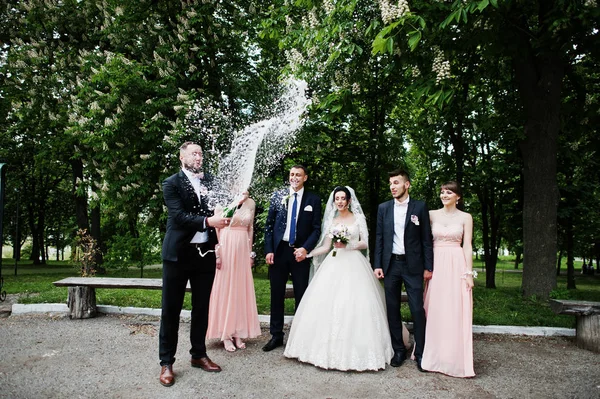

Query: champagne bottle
left=222, top=206, right=236, bottom=218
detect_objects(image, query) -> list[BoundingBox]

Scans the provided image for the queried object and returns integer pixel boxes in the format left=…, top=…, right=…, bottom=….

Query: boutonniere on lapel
left=281, top=193, right=291, bottom=207
left=410, top=215, right=420, bottom=225
left=199, top=184, right=208, bottom=197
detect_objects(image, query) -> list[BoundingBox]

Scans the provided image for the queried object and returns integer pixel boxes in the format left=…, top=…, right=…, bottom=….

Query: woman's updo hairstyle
left=332, top=186, right=352, bottom=205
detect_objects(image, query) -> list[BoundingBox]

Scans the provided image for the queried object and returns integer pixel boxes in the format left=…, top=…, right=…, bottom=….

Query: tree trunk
left=514, top=248, right=522, bottom=269
left=477, top=190, right=497, bottom=288
left=367, top=69, right=385, bottom=261
left=556, top=249, right=563, bottom=276
left=71, top=158, right=89, bottom=231
left=576, top=315, right=600, bottom=353
left=67, top=286, right=97, bottom=319
left=90, top=203, right=104, bottom=272
left=514, top=51, right=563, bottom=298
left=565, top=218, right=576, bottom=289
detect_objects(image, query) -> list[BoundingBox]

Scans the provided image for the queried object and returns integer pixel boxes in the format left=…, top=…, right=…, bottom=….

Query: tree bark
left=70, top=158, right=89, bottom=231
left=512, top=35, right=563, bottom=298
left=556, top=249, right=563, bottom=276
left=577, top=315, right=600, bottom=353
left=565, top=218, right=576, bottom=289
left=67, top=286, right=97, bottom=319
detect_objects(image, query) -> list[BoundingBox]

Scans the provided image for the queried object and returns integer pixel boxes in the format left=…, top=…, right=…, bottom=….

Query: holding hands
left=293, top=247, right=308, bottom=262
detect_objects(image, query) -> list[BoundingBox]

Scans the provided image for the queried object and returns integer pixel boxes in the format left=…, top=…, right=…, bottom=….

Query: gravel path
left=0, top=313, right=598, bottom=399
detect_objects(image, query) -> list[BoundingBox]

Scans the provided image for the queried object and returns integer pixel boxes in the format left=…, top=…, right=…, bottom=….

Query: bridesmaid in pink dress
left=207, top=192, right=261, bottom=352
left=421, top=181, right=475, bottom=377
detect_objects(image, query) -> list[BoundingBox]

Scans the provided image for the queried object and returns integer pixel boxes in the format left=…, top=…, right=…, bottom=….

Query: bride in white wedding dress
left=284, top=186, right=403, bottom=371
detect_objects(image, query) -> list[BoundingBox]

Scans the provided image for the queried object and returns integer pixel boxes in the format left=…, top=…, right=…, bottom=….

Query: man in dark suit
left=263, top=165, right=322, bottom=351
left=158, top=142, right=230, bottom=387
left=374, top=168, right=433, bottom=371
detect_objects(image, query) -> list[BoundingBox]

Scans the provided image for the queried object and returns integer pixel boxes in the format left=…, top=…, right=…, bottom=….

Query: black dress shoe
left=390, top=352, right=407, bottom=367
left=262, top=337, right=284, bottom=352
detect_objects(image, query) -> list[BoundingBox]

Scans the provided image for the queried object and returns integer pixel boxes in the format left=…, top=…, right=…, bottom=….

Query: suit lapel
left=298, top=191, right=308, bottom=221
left=404, top=199, right=415, bottom=232
left=386, top=200, right=395, bottom=236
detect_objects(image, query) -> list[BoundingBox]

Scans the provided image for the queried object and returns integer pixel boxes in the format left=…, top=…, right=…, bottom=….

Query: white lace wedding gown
left=284, top=219, right=393, bottom=371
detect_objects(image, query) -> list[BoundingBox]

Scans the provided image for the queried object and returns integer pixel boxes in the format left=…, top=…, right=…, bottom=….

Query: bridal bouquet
left=329, top=225, right=349, bottom=257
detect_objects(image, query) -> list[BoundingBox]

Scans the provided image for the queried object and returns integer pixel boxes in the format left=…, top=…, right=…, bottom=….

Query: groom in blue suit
left=374, top=168, right=433, bottom=371
left=263, top=165, right=322, bottom=351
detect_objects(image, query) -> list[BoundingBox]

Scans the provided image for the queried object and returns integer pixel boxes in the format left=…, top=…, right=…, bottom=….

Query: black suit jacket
left=264, top=189, right=321, bottom=254
left=374, top=198, right=433, bottom=275
left=161, top=171, right=218, bottom=262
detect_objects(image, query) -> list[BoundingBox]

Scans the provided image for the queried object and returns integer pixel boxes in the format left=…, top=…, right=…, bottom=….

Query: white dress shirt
left=283, top=187, right=304, bottom=242
left=392, top=196, right=409, bottom=255
left=182, top=168, right=209, bottom=244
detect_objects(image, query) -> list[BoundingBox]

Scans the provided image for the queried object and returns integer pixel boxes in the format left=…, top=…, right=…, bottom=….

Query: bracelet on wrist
left=250, top=251, right=256, bottom=259
left=463, top=270, right=478, bottom=279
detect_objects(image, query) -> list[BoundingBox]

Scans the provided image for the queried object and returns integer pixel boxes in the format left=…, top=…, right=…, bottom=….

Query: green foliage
left=103, top=225, right=161, bottom=271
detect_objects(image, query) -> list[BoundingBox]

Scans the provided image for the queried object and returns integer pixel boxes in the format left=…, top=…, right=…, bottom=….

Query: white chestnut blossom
left=309, top=8, right=319, bottom=29
left=285, top=49, right=305, bottom=73
left=285, top=15, right=294, bottom=32
left=412, top=66, right=421, bottom=78
left=432, top=48, right=451, bottom=84
left=323, top=0, right=335, bottom=15
left=379, top=0, right=410, bottom=25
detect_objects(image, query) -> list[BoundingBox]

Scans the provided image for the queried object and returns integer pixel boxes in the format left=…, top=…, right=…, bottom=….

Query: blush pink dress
left=420, top=221, right=475, bottom=377
left=207, top=201, right=261, bottom=342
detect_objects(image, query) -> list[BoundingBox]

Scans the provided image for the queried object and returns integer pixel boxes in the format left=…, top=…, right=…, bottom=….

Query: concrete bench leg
left=67, top=286, right=97, bottom=319
left=576, top=314, right=600, bottom=353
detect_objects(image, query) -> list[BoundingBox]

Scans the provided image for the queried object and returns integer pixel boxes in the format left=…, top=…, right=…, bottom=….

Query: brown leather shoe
left=191, top=356, right=222, bottom=372
left=159, top=365, right=175, bottom=387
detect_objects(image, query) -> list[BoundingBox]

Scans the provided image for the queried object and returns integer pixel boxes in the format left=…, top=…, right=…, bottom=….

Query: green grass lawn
left=2, top=257, right=599, bottom=328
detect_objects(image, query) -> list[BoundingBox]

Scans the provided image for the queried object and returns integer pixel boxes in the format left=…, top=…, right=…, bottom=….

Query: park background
left=0, top=1, right=599, bottom=325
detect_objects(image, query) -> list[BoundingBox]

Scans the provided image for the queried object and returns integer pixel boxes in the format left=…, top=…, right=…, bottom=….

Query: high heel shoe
left=234, top=337, right=246, bottom=349
left=223, top=338, right=236, bottom=352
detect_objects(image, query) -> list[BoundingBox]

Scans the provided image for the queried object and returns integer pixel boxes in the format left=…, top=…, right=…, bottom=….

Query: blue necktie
left=289, top=193, right=298, bottom=246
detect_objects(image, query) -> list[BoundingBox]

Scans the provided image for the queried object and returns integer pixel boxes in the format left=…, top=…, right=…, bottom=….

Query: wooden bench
left=55, top=278, right=409, bottom=320
left=54, top=277, right=191, bottom=319
left=549, top=299, right=600, bottom=353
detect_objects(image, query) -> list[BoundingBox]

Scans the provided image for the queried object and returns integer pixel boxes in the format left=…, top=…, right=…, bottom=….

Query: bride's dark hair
left=332, top=186, right=352, bottom=204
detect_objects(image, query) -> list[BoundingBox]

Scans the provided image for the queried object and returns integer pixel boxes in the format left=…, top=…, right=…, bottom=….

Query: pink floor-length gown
left=421, top=222, right=475, bottom=377
left=207, top=203, right=261, bottom=341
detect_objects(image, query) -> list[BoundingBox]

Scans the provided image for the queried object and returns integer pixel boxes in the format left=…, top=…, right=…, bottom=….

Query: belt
left=189, top=242, right=209, bottom=249
left=392, top=254, right=406, bottom=261
left=281, top=240, right=296, bottom=248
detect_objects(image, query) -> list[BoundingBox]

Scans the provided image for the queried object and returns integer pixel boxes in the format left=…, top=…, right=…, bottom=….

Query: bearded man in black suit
left=158, top=142, right=230, bottom=387
left=374, top=168, right=433, bottom=372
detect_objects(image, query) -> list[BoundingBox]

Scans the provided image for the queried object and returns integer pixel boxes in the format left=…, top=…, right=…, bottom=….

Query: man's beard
left=393, top=189, right=405, bottom=199
left=183, top=160, right=202, bottom=174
